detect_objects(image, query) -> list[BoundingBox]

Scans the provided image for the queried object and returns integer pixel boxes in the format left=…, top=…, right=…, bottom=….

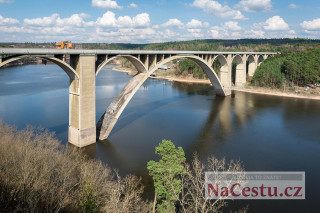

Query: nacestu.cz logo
left=205, top=172, right=305, bottom=199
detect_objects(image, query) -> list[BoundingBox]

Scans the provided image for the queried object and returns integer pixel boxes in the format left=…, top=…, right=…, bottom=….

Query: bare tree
left=178, top=154, right=246, bottom=213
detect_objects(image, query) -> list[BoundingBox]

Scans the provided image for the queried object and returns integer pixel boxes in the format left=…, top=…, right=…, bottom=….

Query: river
left=0, top=64, right=319, bottom=212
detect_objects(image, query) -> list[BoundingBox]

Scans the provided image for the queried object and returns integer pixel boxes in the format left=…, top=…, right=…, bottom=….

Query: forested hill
left=140, top=38, right=320, bottom=52
left=1, top=38, right=320, bottom=51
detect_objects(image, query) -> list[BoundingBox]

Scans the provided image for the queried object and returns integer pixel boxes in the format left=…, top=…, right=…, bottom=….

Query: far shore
left=111, top=66, right=320, bottom=101
left=233, top=88, right=320, bottom=101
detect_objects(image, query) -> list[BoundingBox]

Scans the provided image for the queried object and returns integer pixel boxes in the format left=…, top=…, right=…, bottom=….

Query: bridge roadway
left=0, top=48, right=276, bottom=147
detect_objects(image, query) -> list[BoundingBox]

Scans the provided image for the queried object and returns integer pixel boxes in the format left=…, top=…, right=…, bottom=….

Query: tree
left=178, top=154, right=246, bottom=213
left=147, top=140, right=186, bottom=213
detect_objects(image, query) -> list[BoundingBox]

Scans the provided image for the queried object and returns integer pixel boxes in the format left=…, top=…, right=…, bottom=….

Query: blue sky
left=0, top=0, right=320, bottom=43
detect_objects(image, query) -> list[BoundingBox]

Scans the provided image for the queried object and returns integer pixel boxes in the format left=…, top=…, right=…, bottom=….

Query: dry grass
left=0, top=120, right=150, bottom=212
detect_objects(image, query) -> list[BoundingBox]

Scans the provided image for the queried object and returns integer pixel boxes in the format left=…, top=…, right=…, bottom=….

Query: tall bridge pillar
left=68, top=55, right=96, bottom=147
left=218, top=55, right=232, bottom=89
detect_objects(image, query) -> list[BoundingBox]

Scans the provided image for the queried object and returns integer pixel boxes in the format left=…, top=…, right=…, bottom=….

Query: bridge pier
left=68, top=55, right=96, bottom=147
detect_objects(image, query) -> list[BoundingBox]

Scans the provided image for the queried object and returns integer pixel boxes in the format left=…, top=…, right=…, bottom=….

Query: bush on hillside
left=0, top=120, right=150, bottom=213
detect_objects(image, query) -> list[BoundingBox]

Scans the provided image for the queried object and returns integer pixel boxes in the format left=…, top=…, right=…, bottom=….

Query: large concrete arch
left=212, top=55, right=230, bottom=88
left=232, top=55, right=245, bottom=88
left=96, top=54, right=230, bottom=140
left=0, top=55, right=79, bottom=79
left=148, top=55, right=227, bottom=95
left=96, top=55, right=147, bottom=76
left=247, top=55, right=256, bottom=77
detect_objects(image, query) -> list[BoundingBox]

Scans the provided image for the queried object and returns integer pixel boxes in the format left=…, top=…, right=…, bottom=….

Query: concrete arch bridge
left=0, top=49, right=276, bottom=147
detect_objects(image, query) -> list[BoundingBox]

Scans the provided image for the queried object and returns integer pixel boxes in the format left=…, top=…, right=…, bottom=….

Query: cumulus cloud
left=186, top=19, right=209, bottom=28
left=192, top=0, right=246, bottom=20
left=300, top=18, right=320, bottom=30
left=159, top=18, right=184, bottom=28
left=224, top=21, right=242, bottom=31
left=128, top=3, right=138, bottom=9
left=92, top=0, right=123, bottom=10
left=24, top=13, right=89, bottom=27
left=208, top=21, right=243, bottom=38
left=97, top=11, right=150, bottom=28
left=249, top=30, right=265, bottom=38
left=288, top=4, right=300, bottom=9
left=24, top=14, right=59, bottom=26
left=235, top=0, right=272, bottom=12
left=0, top=14, right=19, bottom=25
left=263, top=16, right=289, bottom=31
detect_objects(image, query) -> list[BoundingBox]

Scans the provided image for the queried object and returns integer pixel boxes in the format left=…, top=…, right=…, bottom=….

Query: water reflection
left=0, top=64, right=319, bottom=212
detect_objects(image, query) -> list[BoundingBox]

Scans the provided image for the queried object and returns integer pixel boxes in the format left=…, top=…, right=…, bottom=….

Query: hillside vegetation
left=252, top=48, right=320, bottom=88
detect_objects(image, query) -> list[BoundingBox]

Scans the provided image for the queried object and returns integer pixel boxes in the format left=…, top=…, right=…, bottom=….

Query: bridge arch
left=212, top=55, right=230, bottom=88
left=0, top=55, right=79, bottom=80
left=96, top=55, right=147, bottom=76
left=96, top=54, right=230, bottom=140
left=148, top=55, right=226, bottom=95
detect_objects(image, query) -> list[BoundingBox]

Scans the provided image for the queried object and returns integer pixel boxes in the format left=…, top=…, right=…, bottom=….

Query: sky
left=0, top=0, right=320, bottom=43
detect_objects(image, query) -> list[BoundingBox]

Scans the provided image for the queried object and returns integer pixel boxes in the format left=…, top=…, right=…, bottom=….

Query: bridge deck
left=0, top=48, right=277, bottom=55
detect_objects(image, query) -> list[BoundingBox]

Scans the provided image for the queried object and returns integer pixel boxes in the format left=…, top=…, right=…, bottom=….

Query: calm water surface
left=0, top=64, right=319, bottom=212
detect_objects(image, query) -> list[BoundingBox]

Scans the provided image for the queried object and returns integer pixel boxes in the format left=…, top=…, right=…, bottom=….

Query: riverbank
left=233, top=87, right=320, bottom=100
left=111, top=66, right=320, bottom=100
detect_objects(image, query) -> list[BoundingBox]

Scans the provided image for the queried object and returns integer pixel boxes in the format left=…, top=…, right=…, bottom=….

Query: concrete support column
left=141, top=54, right=149, bottom=71
left=247, top=55, right=256, bottom=77
left=0, top=55, right=2, bottom=63
left=220, top=55, right=232, bottom=89
left=234, top=55, right=246, bottom=88
left=149, top=54, right=156, bottom=69
left=68, top=54, right=96, bottom=147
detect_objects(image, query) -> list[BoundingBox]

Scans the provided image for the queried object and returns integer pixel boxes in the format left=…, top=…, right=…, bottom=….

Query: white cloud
left=0, top=26, right=32, bottom=33
left=128, top=3, right=138, bottom=9
left=192, top=0, right=246, bottom=20
left=263, top=16, right=289, bottom=31
left=288, top=4, right=299, bottom=9
left=159, top=18, right=184, bottom=28
left=0, top=0, right=13, bottom=3
left=97, top=11, right=150, bottom=28
left=210, top=28, right=220, bottom=38
left=186, top=19, right=209, bottom=28
left=0, top=14, right=19, bottom=25
left=24, top=14, right=59, bottom=26
left=300, top=18, right=320, bottom=30
left=187, top=29, right=202, bottom=33
left=56, top=13, right=90, bottom=27
left=24, top=13, right=89, bottom=27
left=249, top=30, right=265, bottom=38
left=92, top=0, right=123, bottom=10
left=209, top=26, right=229, bottom=38
left=235, top=0, right=272, bottom=12
left=224, top=21, right=242, bottom=31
